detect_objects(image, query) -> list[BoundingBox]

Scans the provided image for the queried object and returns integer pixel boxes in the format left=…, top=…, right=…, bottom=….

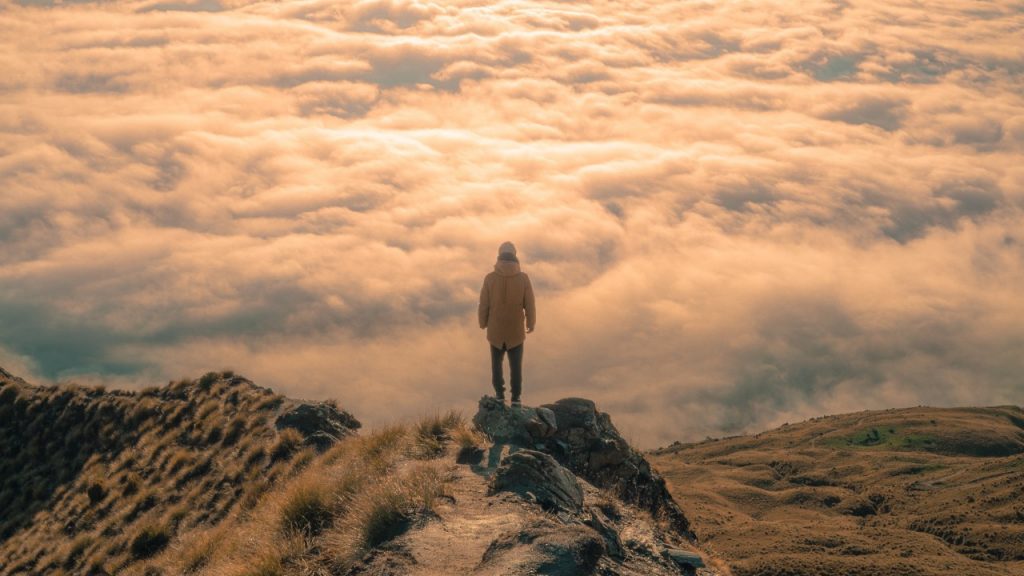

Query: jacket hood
left=494, top=260, right=521, bottom=276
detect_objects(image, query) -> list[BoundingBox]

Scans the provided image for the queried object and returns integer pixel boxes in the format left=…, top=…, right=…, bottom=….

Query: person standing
left=479, top=241, right=536, bottom=406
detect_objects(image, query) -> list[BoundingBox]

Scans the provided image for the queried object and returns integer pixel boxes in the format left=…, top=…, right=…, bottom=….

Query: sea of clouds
left=1, top=0, right=1022, bottom=446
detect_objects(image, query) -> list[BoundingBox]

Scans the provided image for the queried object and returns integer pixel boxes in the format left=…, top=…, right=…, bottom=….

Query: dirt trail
left=401, top=445, right=531, bottom=575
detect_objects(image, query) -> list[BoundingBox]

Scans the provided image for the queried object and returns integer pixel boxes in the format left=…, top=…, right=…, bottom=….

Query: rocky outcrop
left=474, top=395, right=693, bottom=537
left=489, top=449, right=583, bottom=514
left=473, top=396, right=557, bottom=446
left=275, top=401, right=361, bottom=450
left=470, top=395, right=703, bottom=575
left=541, top=398, right=693, bottom=536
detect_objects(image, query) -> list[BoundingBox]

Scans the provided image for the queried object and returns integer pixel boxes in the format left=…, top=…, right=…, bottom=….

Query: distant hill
left=651, top=405, right=1024, bottom=576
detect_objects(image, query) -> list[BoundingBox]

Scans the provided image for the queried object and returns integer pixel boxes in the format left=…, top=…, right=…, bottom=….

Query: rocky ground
left=353, top=396, right=723, bottom=576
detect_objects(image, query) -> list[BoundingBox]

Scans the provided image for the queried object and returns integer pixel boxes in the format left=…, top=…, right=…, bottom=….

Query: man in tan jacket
left=479, top=241, right=536, bottom=406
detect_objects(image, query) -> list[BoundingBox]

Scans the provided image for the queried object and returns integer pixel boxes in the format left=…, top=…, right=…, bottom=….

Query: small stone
left=665, top=548, right=705, bottom=571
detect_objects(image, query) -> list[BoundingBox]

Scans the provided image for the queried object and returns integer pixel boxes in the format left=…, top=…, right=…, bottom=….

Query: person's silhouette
left=478, top=242, right=536, bottom=407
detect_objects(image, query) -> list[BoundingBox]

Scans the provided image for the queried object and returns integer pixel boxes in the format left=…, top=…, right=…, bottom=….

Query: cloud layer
left=2, top=0, right=1022, bottom=446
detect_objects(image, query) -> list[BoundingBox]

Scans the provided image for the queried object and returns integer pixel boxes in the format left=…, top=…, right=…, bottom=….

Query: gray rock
left=275, top=402, right=361, bottom=450
left=525, top=406, right=558, bottom=440
left=541, top=398, right=693, bottom=537
left=585, top=508, right=624, bottom=559
left=473, top=396, right=558, bottom=446
left=545, top=397, right=601, bottom=431
left=474, top=395, right=693, bottom=540
left=490, top=449, right=583, bottom=514
left=665, top=548, right=704, bottom=575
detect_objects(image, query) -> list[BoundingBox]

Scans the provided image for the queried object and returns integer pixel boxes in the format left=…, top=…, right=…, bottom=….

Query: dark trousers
left=490, top=343, right=523, bottom=401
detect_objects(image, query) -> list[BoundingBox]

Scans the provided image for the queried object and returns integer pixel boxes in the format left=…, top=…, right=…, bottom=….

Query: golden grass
left=256, top=394, right=285, bottom=411
left=279, top=473, right=338, bottom=536
left=452, top=423, right=487, bottom=451
left=175, top=525, right=230, bottom=574
left=0, top=373, right=289, bottom=575
left=167, top=448, right=194, bottom=475
left=223, top=416, right=249, bottom=446
left=411, top=410, right=462, bottom=458
left=271, top=428, right=305, bottom=462
left=347, top=423, right=407, bottom=464
left=416, top=410, right=463, bottom=440
left=143, top=413, right=461, bottom=576
left=65, top=533, right=94, bottom=566
left=323, top=459, right=451, bottom=570
left=122, top=471, right=143, bottom=498
left=166, top=502, right=190, bottom=529
left=1, top=373, right=471, bottom=576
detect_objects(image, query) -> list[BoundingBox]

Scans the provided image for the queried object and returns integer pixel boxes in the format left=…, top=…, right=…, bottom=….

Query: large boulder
left=490, top=449, right=583, bottom=514
left=473, top=396, right=557, bottom=446
left=541, top=398, right=693, bottom=537
left=472, top=395, right=693, bottom=539
left=275, top=402, right=361, bottom=450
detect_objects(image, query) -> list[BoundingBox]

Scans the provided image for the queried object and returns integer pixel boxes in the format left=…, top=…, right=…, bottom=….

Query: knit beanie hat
left=498, top=241, right=517, bottom=256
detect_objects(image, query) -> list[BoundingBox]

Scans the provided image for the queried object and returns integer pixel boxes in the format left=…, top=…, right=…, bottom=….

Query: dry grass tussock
left=0, top=370, right=325, bottom=576
left=138, top=411, right=470, bottom=576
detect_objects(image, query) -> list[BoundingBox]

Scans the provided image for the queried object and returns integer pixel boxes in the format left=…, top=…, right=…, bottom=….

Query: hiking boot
left=511, top=399, right=521, bottom=408
left=494, top=394, right=506, bottom=404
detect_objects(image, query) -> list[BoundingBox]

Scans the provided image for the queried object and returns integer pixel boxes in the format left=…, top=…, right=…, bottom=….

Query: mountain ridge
left=0, top=367, right=714, bottom=576
left=0, top=367, right=360, bottom=574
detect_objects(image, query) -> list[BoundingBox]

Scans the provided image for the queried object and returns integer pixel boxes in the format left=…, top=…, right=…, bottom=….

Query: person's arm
left=478, top=276, right=490, bottom=329
left=524, top=274, right=536, bottom=333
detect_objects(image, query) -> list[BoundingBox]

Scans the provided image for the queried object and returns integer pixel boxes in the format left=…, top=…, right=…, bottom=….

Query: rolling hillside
left=651, top=405, right=1024, bottom=576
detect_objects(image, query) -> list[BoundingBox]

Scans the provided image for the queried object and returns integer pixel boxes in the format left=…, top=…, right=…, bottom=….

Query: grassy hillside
left=131, top=412, right=469, bottom=576
left=651, top=406, right=1024, bottom=576
left=0, top=368, right=359, bottom=575
left=0, top=367, right=708, bottom=576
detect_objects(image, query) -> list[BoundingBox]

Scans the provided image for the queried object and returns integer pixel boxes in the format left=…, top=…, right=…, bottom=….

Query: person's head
left=498, top=241, right=518, bottom=262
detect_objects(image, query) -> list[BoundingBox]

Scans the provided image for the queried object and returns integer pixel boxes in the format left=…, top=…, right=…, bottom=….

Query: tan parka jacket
left=478, top=259, right=536, bottom=348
